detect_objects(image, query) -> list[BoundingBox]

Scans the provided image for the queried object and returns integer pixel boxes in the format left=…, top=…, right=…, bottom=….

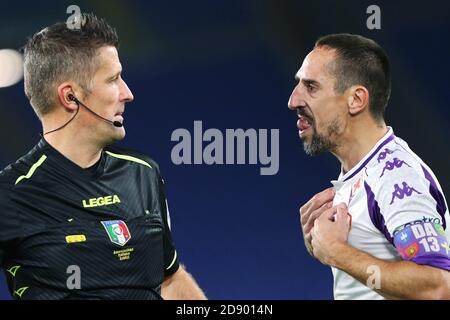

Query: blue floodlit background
left=0, top=0, right=449, bottom=299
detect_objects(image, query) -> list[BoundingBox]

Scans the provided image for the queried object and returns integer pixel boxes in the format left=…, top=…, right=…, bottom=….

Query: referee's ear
left=57, top=82, right=79, bottom=112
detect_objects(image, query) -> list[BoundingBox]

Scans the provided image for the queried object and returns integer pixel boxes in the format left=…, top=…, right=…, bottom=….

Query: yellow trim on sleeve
left=15, top=155, right=47, bottom=185
left=14, top=287, right=28, bottom=299
left=166, top=251, right=177, bottom=270
left=105, top=151, right=153, bottom=169
left=6, top=265, right=21, bottom=277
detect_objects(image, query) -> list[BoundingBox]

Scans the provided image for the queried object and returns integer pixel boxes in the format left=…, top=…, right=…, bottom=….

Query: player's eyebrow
left=295, top=76, right=321, bottom=88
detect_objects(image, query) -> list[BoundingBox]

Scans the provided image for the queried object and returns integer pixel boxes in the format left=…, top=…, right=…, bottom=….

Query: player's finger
left=300, top=187, right=335, bottom=214
left=303, top=201, right=332, bottom=234
left=310, top=237, right=315, bottom=257
left=304, top=230, right=311, bottom=242
left=300, top=187, right=335, bottom=224
left=335, top=203, right=351, bottom=231
left=303, top=231, right=314, bottom=255
left=318, top=204, right=339, bottom=222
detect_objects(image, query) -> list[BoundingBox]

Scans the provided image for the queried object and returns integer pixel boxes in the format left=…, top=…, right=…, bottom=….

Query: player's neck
left=42, top=125, right=103, bottom=169
left=333, top=119, right=388, bottom=174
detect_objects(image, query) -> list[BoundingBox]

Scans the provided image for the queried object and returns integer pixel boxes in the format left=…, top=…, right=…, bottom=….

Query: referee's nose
left=119, top=78, right=134, bottom=103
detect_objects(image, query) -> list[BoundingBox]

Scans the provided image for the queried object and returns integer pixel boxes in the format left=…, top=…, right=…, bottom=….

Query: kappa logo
left=376, top=148, right=399, bottom=163
left=379, top=158, right=411, bottom=177
left=101, top=220, right=131, bottom=246
left=389, top=182, right=421, bottom=205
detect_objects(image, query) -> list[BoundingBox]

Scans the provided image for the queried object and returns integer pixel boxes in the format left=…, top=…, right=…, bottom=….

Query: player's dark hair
left=23, top=13, right=119, bottom=117
left=315, top=33, right=391, bottom=122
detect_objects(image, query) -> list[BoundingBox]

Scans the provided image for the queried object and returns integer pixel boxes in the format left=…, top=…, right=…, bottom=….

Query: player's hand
left=311, top=203, right=351, bottom=266
left=299, top=187, right=335, bottom=256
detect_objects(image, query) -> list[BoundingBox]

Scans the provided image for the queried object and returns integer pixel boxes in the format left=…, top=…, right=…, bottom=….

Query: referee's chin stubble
left=99, top=122, right=126, bottom=145
left=111, top=124, right=126, bottom=141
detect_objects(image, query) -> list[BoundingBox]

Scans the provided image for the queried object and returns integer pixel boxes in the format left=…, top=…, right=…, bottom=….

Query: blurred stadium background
left=0, top=0, right=449, bottom=299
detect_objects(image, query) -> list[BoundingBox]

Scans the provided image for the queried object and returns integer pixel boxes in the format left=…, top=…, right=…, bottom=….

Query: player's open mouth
left=296, top=108, right=314, bottom=135
left=297, top=116, right=313, bottom=135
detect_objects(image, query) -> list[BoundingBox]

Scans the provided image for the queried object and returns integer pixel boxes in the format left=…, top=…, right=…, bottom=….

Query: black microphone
left=43, top=93, right=123, bottom=136
left=68, top=94, right=123, bottom=127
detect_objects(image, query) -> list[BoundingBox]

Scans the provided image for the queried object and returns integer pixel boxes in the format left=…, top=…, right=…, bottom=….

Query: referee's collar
left=37, top=137, right=106, bottom=180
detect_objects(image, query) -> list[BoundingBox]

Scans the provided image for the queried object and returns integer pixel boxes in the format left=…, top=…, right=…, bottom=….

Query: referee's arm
left=154, top=165, right=206, bottom=300
left=161, top=265, right=207, bottom=300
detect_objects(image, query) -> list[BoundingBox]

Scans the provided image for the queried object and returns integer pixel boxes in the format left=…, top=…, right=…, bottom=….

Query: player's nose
left=288, top=84, right=303, bottom=110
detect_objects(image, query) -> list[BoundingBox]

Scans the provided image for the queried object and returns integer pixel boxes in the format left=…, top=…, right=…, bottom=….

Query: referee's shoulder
left=0, top=148, right=41, bottom=189
left=0, top=165, right=16, bottom=210
left=0, top=164, right=22, bottom=196
left=104, top=145, right=161, bottom=173
left=0, top=165, right=15, bottom=190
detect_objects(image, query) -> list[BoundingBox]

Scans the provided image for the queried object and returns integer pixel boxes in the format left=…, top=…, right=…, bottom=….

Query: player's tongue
left=297, top=116, right=312, bottom=131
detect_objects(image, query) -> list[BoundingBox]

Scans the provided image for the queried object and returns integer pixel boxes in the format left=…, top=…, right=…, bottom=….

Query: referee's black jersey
left=0, top=138, right=179, bottom=299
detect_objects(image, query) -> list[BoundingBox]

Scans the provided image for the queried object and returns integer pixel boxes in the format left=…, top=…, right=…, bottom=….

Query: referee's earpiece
left=45, top=90, right=122, bottom=135
left=67, top=93, right=77, bottom=103
left=65, top=93, right=123, bottom=128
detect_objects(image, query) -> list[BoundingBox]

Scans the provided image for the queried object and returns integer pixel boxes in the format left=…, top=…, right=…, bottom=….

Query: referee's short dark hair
left=23, top=13, right=119, bottom=118
left=315, top=33, right=391, bottom=122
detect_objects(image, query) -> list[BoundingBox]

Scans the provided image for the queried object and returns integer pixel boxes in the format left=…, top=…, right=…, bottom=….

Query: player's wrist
left=324, top=241, right=352, bottom=268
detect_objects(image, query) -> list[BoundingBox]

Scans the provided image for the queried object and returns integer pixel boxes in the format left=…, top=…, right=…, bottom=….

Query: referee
left=0, top=13, right=206, bottom=300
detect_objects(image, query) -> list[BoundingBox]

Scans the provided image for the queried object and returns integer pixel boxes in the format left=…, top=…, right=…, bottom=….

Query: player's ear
left=347, top=85, right=369, bottom=116
left=57, top=82, right=78, bottom=112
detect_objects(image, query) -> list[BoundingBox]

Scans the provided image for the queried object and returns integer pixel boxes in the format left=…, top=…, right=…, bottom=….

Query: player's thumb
left=335, top=203, right=351, bottom=230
